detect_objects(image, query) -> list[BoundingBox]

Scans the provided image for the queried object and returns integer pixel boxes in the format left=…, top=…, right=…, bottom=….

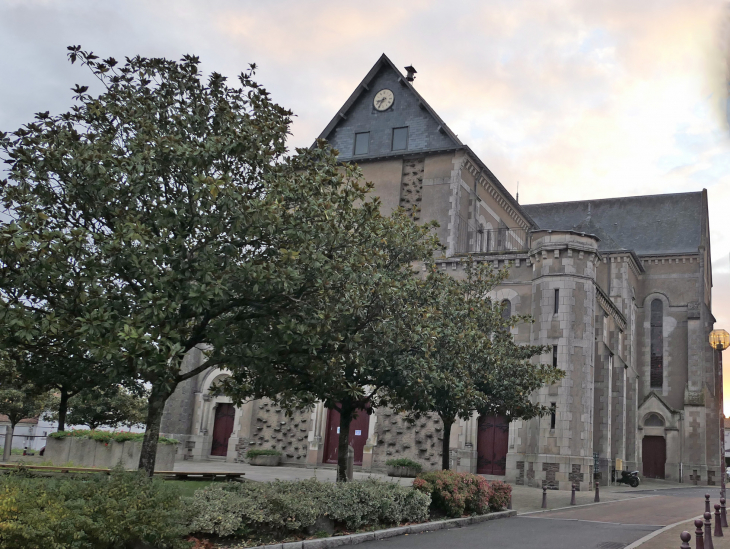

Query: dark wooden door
left=324, top=408, right=370, bottom=465
left=642, top=435, right=666, bottom=479
left=477, top=415, right=509, bottom=475
left=210, top=403, right=235, bottom=456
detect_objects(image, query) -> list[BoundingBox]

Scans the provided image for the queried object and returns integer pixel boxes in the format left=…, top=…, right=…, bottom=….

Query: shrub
left=384, top=458, right=423, bottom=472
left=0, top=467, right=189, bottom=549
left=413, top=470, right=494, bottom=517
left=188, top=478, right=430, bottom=539
left=245, top=448, right=282, bottom=458
left=49, top=429, right=179, bottom=444
left=488, top=480, right=512, bottom=511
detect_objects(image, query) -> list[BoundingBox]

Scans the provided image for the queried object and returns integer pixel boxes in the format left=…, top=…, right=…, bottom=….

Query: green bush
left=49, top=429, right=179, bottom=444
left=384, top=458, right=423, bottom=472
left=188, top=478, right=430, bottom=539
left=245, top=448, right=282, bottom=458
left=413, top=470, right=495, bottom=517
left=488, top=480, right=512, bottom=511
left=0, top=467, right=189, bottom=549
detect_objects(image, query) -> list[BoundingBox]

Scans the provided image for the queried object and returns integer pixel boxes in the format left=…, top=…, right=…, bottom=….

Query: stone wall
left=45, top=436, right=177, bottom=471
left=239, top=398, right=313, bottom=465
left=371, top=408, right=443, bottom=471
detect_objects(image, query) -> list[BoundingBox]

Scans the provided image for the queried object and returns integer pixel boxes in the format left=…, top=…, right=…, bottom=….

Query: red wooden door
left=210, top=403, right=235, bottom=456
left=477, top=415, right=509, bottom=475
left=642, top=436, right=666, bottom=479
left=324, top=408, right=370, bottom=465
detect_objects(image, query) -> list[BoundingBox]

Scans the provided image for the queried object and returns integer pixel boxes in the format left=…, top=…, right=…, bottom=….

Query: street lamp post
left=710, top=329, right=730, bottom=497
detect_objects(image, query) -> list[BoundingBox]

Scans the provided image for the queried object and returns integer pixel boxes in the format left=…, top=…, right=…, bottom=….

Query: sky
left=1, top=0, right=730, bottom=411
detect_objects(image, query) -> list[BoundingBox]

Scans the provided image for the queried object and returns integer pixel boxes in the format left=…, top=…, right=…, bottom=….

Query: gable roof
left=317, top=54, right=535, bottom=228
left=522, top=192, right=704, bottom=255
left=317, top=54, right=462, bottom=161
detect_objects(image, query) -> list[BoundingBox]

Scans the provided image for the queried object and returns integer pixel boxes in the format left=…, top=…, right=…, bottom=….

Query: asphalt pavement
left=356, top=486, right=725, bottom=549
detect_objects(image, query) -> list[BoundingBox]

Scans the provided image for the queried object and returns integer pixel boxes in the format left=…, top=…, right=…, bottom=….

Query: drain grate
left=596, top=543, right=626, bottom=549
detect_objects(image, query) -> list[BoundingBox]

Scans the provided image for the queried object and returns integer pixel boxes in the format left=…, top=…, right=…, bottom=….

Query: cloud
left=2, top=0, right=730, bottom=403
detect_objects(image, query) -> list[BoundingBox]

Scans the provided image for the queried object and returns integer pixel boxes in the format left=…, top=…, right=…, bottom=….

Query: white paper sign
left=355, top=430, right=362, bottom=436
left=336, top=427, right=340, bottom=433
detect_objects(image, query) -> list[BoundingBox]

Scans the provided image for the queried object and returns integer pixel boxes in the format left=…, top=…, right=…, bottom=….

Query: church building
left=160, top=54, right=722, bottom=489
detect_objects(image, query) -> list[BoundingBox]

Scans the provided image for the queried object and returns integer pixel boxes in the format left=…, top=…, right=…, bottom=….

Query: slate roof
left=317, top=53, right=463, bottom=158
left=522, top=192, right=704, bottom=255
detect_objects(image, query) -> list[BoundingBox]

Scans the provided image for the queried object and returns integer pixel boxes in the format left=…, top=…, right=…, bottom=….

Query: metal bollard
left=680, top=531, right=692, bottom=549
left=508, top=494, right=512, bottom=510
left=715, top=504, right=723, bottom=537
left=594, top=481, right=600, bottom=503
left=706, top=494, right=711, bottom=515
left=695, top=518, right=705, bottom=549
left=541, top=486, right=547, bottom=509
left=722, top=498, right=728, bottom=529
left=570, top=483, right=576, bottom=505
left=705, top=512, right=714, bottom=549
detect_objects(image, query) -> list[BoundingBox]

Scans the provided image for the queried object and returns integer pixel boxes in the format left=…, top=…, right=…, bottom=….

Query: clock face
left=373, top=88, right=394, bottom=111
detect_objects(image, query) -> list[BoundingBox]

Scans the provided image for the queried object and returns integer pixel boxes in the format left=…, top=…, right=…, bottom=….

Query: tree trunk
left=57, top=388, right=69, bottom=432
left=336, top=400, right=355, bottom=482
left=2, top=425, right=14, bottom=462
left=138, top=385, right=172, bottom=476
left=441, top=416, right=453, bottom=470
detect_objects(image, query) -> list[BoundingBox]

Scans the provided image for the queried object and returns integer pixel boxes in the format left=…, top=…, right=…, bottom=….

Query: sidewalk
left=628, top=518, right=730, bottom=549
left=172, top=460, right=414, bottom=485
left=172, top=460, right=695, bottom=511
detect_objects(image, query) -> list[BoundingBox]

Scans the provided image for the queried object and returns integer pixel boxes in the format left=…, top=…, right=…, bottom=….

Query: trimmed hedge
left=188, top=478, right=431, bottom=539
left=49, top=429, right=179, bottom=445
left=413, top=470, right=511, bottom=517
left=0, top=467, right=189, bottom=549
left=384, top=458, right=423, bottom=472
left=245, top=448, right=282, bottom=458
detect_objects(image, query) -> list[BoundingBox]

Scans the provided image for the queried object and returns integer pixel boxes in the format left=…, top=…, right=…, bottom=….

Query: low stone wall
left=45, top=437, right=177, bottom=471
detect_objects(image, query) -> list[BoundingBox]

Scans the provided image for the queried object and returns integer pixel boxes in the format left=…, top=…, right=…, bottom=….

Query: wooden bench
left=154, top=471, right=245, bottom=481
left=0, top=463, right=245, bottom=481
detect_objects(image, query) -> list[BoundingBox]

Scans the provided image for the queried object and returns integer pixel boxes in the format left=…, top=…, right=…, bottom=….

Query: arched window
left=501, top=299, right=512, bottom=321
left=650, top=299, right=663, bottom=388
left=644, top=413, right=665, bottom=427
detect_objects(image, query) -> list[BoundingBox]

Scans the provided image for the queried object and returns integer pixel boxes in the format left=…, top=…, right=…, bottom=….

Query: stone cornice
left=596, top=284, right=627, bottom=331
left=462, top=157, right=531, bottom=231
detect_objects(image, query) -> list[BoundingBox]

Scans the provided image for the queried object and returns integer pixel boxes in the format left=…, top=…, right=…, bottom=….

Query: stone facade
left=159, top=54, right=723, bottom=489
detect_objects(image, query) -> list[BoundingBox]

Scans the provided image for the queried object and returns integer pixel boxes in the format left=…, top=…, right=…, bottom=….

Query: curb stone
left=257, top=510, right=516, bottom=549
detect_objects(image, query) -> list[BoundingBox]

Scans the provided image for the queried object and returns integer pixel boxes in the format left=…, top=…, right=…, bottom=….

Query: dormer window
left=354, top=132, right=370, bottom=155
left=392, top=127, right=408, bottom=151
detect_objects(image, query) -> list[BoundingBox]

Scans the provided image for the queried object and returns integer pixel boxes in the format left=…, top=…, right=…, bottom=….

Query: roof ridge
left=522, top=190, right=703, bottom=208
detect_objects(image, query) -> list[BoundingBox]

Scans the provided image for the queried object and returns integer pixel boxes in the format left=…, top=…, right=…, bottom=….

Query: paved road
left=358, top=486, right=724, bottom=549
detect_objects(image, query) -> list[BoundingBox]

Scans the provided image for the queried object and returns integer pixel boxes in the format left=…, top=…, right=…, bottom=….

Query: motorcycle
left=615, top=470, right=641, bottom=487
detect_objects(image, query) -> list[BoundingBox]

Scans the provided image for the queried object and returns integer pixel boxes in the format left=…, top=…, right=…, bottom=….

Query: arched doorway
left=323, top=408, right=370, bottom=466
left=210, top=403, right=235, bottom=456
left=477, top=415, right=509, bottom=475
left=642, top=435, right=666, bottom=479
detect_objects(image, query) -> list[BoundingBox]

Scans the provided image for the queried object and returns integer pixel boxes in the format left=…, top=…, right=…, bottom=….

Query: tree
left=0, top=352, right=53, bottom=461
left=217, top=203, right=443, bottom=481
left=397, top=260, right=564, bottom=470
left=0, top=47, right=419, bottom=475
left=47, top=386, right=147, bottom=430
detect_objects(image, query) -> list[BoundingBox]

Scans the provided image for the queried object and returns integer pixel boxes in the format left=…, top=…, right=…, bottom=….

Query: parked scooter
left=615, top=470, right=641, bottom=487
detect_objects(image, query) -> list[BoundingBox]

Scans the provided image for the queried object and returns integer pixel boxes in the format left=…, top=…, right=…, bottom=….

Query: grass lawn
left=165, top=479, right=215, bottom=498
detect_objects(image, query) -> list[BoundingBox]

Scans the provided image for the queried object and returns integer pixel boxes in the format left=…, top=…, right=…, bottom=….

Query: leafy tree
left=47, top=386, right=148, bottom=430
left=0, top=47, right=421, bottom=475
left=217, top=204, right=442, bottom=481
left=0, top=352, right=53, bottom=461
left=398, top=261, right=564, bottom=469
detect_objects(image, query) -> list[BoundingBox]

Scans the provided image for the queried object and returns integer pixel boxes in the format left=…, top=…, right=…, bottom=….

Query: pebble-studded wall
left=371, top=408, right=443, bottom=471
left=240, top=399, right=313, bottom=465
left=399, top=157, right=425, bottom=220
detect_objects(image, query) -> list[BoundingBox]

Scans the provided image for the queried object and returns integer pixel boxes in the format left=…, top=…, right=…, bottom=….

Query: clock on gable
left=373, top=89, right=394, bottom=111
